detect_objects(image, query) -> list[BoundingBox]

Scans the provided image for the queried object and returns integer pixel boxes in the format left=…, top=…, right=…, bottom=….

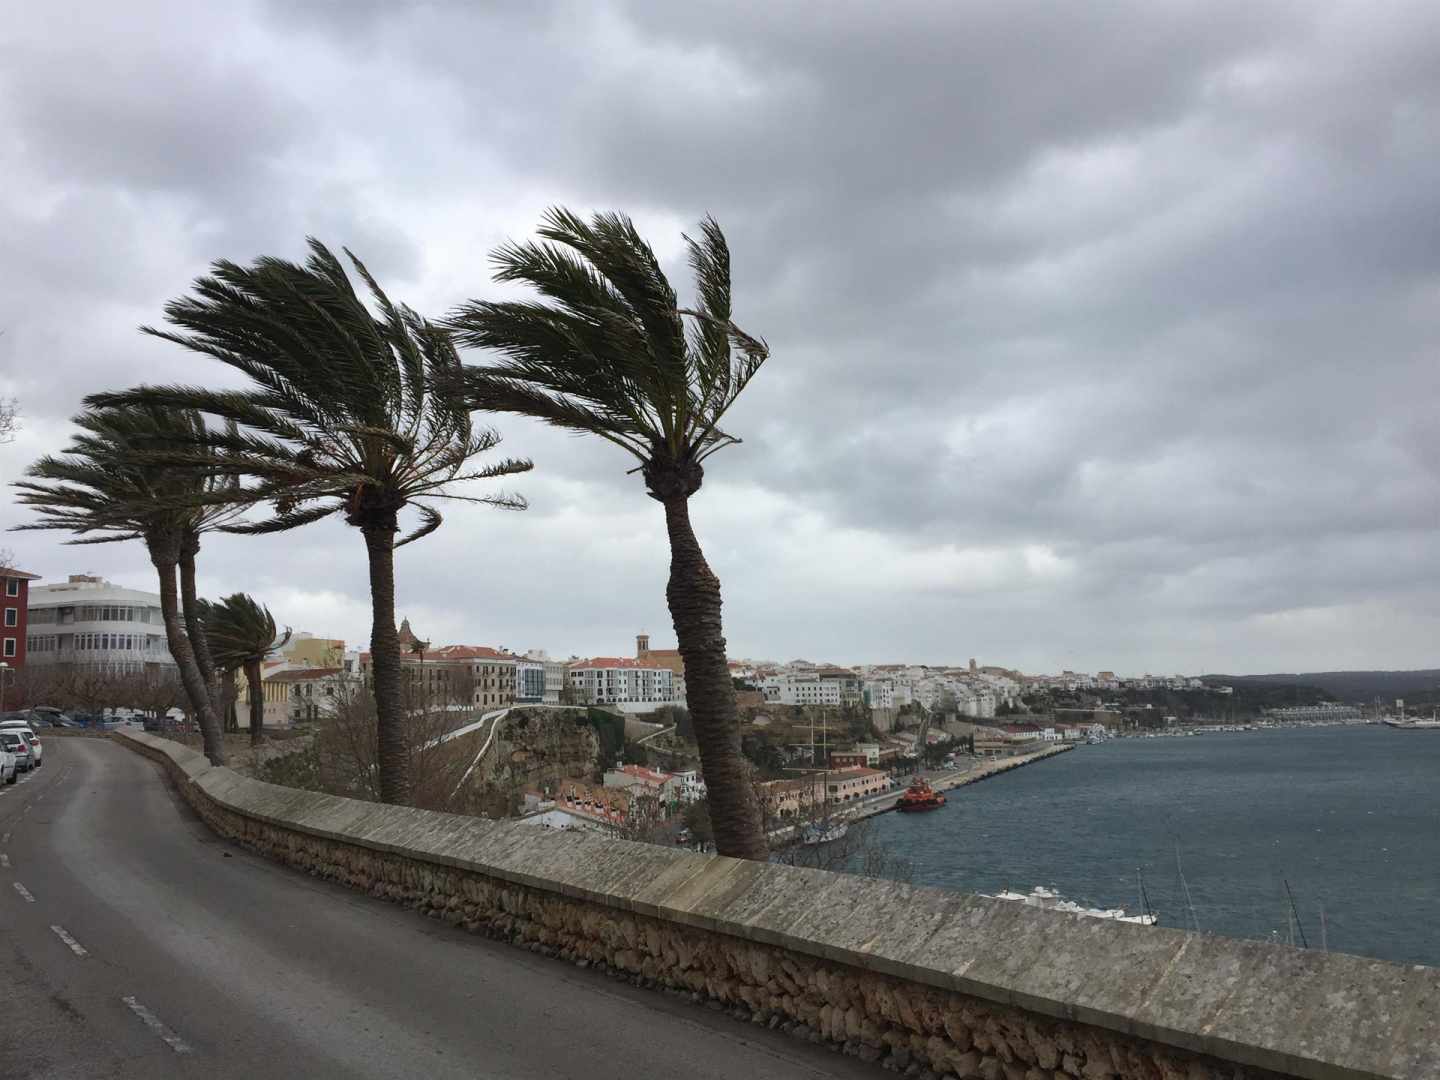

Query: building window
left=2, top=638, right=14, bottom=658
left=3, top=608, right=15, bottom=627
left=5, top=579, right=18, bottom=597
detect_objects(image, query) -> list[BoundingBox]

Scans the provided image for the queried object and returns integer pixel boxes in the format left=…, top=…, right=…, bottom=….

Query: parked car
left=19, top=731, right=42, bottom=767
left=0, top=743, right=15, bottom=784
left=0, top=722, right=43, bottom=768
left=0, top=731, right=33, bottom=772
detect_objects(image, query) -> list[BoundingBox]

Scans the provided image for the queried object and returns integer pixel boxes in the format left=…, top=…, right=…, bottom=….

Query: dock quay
left=846, top=743, right=1072, bottom=823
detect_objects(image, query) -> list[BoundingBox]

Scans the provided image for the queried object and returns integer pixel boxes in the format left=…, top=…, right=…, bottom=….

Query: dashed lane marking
left=51, top=925, right=89, bottom=957
left=14, top=881, right=36, bottom=902
left=0, top=854, right=9, bottom=869
left=122, top=997, right=193, bottom=1055
left=1, top=832, right=8, bottom=843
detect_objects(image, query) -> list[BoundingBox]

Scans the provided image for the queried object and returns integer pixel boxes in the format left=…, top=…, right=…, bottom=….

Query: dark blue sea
left=867, top=726, right=1440, bottom=967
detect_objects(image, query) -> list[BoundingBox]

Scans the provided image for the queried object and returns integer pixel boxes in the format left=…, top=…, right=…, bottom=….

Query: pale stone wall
left=116, top=731, right=1438, bottom=1080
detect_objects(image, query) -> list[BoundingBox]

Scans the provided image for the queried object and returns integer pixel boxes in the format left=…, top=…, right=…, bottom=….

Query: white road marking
left=0, top=854, right=9, bottom=868
left=14, top=881, right=35, bottom=902
left=51, top=925, right=89, bottom=957
left=0, top=831, right=8, bottom=843
left=122, top=996, right=193, bottom=1055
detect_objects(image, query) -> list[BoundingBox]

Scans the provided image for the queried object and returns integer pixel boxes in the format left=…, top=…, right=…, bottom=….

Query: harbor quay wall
left=935, top=744, right=1072, bottom=793
left=116, top=731, right=1437, bottom=1080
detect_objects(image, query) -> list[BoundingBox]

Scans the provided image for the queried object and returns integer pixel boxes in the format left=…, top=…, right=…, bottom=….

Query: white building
left=863, top=677, right=897, bottom=710
left=568, top=658, right=676, bottom=712
left=762, top=673, right=841, bottom=707
left=26, top=574, right=174, bottom=676
left=524, top=650, right=568, bottom=705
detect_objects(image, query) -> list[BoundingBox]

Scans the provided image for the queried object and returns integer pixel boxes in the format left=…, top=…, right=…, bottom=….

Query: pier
left=845, top=743, right=1072, bottom=822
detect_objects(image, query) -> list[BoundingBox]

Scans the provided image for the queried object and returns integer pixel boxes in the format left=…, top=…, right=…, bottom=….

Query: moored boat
left=801, top=820, right=850, bottom=845
left=896, top=775, right=946, bottom=812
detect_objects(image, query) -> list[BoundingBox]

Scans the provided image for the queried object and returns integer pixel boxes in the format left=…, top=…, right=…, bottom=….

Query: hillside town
left=4, top=567, right=1277, bottom=847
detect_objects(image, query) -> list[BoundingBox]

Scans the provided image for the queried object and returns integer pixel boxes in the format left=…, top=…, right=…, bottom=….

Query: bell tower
left=636, top=633, right=650, bottom=658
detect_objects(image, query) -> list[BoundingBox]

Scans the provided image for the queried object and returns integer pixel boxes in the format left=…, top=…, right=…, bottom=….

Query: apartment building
left=568, top=657, right=675, bottom=712
left=25, top=574, right=174, bottom=676
left=1, top=566, right=39, bottom=667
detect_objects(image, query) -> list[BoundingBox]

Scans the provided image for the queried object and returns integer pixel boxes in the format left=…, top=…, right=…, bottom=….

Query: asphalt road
left=1, top=737, right=877, bottom=1079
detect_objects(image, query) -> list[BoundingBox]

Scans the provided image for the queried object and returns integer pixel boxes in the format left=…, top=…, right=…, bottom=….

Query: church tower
left=636, top=633, right=650, bottom=658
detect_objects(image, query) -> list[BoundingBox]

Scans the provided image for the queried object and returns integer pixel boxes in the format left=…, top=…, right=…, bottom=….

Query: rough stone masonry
left=118, top=731, right=1439, bottom=1080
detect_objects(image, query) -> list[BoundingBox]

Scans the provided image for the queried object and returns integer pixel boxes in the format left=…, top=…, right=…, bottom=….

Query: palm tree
left=194, top=598, right=241, bottom=732
left=444, top=209, right=771, bottom=859
left=200, top=593, right=291, bottom=745
left=12, top=406, right=240, bottom=764
left=86, top=239, right=532, bottom=804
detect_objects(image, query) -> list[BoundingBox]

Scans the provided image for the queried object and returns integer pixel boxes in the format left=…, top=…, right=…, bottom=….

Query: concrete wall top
left=120, top=731, right=1438, bottom=1080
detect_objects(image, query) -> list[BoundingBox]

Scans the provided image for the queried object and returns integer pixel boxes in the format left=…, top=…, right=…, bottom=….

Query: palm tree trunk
left=149, top=540, right=225, bottom=766
left=179, top=538, right=223, bottom=722
left=244, top=658, right=265, bottom=746
left=661, top=495, right=766, bottom=860
left=222, top=668, right=239, bottom=733
left=363, top=519, right=410, bottom=804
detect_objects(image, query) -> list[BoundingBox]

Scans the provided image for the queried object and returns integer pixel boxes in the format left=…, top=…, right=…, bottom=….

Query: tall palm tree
left=12, top=406, right=241, bottom=764
left=200, top=593, right=291, bottom=745
left=86, top=239, right=532, bottom=804
left=444, top=209, right=771, bottom=860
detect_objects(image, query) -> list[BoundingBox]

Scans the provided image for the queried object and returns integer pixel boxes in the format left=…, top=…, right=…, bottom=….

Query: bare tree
left=0, top=397, right=18, bottom=444
left=316, top=682, right=487, bottom=811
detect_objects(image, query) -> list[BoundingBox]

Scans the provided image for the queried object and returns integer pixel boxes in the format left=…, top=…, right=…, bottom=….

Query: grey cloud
left=3, top=0, right=1439, bottom=672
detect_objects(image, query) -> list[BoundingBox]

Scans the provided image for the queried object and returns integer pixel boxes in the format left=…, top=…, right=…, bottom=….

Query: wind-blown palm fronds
left=12, top=406, right=244, bottom=764
left=86, top=239, right=532, bottom=804
left=444, top=209, right=770, bottom=860
left=198, top=593, right=291, bottom=745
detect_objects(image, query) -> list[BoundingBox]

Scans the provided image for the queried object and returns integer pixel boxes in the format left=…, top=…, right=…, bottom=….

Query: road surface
left=1, top=737, right=878, bottom=1079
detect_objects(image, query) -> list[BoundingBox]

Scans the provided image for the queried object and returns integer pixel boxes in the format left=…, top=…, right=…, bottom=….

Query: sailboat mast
left=1283, top=879, right=1309, bottom=948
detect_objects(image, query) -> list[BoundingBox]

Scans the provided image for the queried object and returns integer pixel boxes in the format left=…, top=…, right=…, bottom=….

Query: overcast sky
left=3, top=1, right=1438, bottom=675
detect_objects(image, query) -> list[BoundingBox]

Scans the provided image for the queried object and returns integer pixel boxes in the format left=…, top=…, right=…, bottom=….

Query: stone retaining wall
left=116, top=731, right=1438, bottom=1080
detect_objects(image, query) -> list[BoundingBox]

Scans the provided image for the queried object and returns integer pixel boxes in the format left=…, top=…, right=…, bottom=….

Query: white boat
left=801, top=821, right=849, bottom=846
left=980, top=885, right=1159, bottom=926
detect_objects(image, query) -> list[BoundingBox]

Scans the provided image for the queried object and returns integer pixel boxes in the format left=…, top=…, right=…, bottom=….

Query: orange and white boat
left=895, top=775, right=946, bottom=812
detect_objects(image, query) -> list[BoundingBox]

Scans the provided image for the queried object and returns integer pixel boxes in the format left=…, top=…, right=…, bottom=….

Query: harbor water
left=866, top=725, right=1440, bottom=967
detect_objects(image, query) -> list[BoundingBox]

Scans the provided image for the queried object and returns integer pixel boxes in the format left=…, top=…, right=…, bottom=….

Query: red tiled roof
left=433, top=644, right=517, bottom=661
left=570, top=657, right=668, bottom=671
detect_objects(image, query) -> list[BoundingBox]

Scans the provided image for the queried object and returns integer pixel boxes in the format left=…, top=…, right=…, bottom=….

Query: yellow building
left=635, top=633, right=685, bottom=677
left=281, top=635, right=345, bottom=668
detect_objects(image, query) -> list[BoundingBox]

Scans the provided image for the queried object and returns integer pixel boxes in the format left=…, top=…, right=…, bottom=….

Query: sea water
left=866, top=725, right=1440, bottom=966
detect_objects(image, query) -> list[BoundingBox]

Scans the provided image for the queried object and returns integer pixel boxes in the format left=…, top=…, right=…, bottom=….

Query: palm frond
left=445, top=209, right=768, bottom=496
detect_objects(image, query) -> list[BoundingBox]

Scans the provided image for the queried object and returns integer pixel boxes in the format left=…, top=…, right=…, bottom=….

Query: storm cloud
left=3, top=0, right=1437, bottom=673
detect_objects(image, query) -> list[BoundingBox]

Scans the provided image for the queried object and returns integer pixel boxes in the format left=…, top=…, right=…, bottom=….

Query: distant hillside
left=1203, top=670, right=1440, bottom=705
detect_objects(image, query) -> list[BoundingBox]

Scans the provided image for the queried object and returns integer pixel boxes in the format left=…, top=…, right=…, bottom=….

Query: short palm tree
left=444, top=209, right=770, bottom=859
left=12, top=406, right=239, bottom=764
left=196, top=599, right=242, bottom=733
left=86, top=239, right=532, bottom=804
left=200, top=593, right=291, bottom=745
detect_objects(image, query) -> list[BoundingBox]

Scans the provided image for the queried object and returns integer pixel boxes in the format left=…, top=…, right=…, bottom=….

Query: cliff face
left=482, top=708, right=602, bottom=795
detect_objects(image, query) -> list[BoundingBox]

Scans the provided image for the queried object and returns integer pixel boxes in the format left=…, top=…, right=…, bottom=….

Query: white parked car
left=0, top=731, right=32, bottom=773
left=0, top=721, right=42, bottom=767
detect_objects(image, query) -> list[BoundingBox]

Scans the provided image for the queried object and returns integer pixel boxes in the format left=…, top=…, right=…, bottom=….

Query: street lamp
left=0, top=661, right=9, bottom=713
